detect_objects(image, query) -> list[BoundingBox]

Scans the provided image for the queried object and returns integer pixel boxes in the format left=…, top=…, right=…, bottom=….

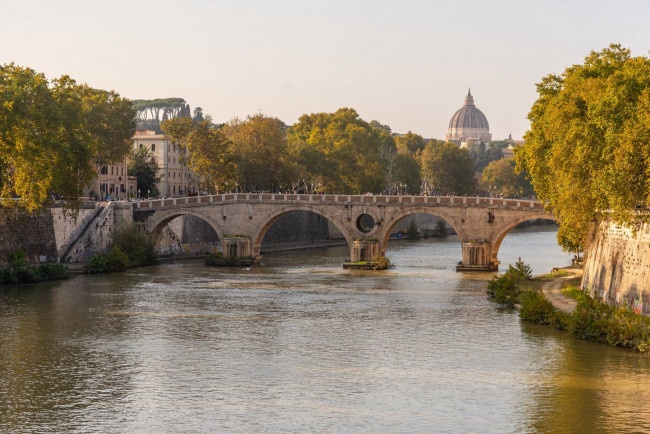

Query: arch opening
left=252, top=206, right=354, bottom=258
left=378, top=208, right=466, bottom=257
left=148, top=212, right=222, bottom=256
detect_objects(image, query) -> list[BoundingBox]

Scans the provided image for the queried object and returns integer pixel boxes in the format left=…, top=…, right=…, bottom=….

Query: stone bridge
left=131, top=193, right=555, bottom=271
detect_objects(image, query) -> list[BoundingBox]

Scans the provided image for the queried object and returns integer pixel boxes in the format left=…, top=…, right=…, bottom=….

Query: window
left=168, top=144, right=170, bottom=152
left=121, top=167, right=124, bottom=176
left=100, top=166, right=107, bottom=175
left=121, top=184, right=125, bottom=193
left=152, top=144, right=156, bottom=152
left=139, top=144, right=143, bottom=149
left=173, top=185, right=176, bottom=194
left=111, top=167, right=114, bottom=175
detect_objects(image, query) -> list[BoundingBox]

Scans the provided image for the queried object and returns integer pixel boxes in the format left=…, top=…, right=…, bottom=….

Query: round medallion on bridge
left=356, top=213, right=375, bottom=233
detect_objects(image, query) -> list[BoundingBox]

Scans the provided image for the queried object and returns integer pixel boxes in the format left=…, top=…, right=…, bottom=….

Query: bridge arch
left=377, top=207, right=467, bottom=255
left=143, top=208, right=225, bottom=246
left=489, top=212, right=556, bottom=263
left=251, top=204, right=355, bottom=258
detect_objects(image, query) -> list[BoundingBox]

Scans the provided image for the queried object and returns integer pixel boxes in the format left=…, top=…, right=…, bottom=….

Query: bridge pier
left=456, top=241, right=498, bottom=272
left=348, top=240, right=380, bottom=263
left=223, top=237, right=252, bottom=259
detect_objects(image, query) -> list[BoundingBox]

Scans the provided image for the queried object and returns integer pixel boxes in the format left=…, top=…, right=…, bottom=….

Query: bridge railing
left=133, top=194, right=545, bottom=210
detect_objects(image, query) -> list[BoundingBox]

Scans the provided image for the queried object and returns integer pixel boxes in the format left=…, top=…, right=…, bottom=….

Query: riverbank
left=499, top=263, right=650, bottom=352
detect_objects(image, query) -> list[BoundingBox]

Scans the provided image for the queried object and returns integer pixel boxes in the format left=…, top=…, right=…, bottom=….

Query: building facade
left=87, top=157, right=138, bottom=201
left=446, top=90, right=492, bottom=145
left=133, top=130, right=197, bottom=198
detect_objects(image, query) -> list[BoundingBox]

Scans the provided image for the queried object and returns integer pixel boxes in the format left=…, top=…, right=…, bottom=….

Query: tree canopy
left=420, top=141, right=474, bottom=195
left=481, top=158, right=533, bottom=198
left=515, top=44, right=650, bottom=252
left=128, top=147, right=163, bottom=197
left=0, top=63, right=135, bottom=211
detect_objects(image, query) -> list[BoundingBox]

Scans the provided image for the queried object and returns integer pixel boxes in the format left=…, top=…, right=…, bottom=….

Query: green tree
left=392, top=151, right=421, bottom=194
left=220, top=114, right=288, bottom=192
left=481, top=158, right=534, bottom=198
left=515, top=44, right=650, bottom=252
left=162, top=117, right=236, bottom=193
left=0, top=64, right=134, bottom=212
left=128, top=147, right=163, bottom=197
left=420, top=141, right=474, bottom=195
left=395, top=131, right=426, bottom=154
left=287, top=108, right=387, bottom=194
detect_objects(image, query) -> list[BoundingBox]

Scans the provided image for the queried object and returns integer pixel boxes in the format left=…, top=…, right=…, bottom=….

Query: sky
left=1, top=0, right=649, bottom=140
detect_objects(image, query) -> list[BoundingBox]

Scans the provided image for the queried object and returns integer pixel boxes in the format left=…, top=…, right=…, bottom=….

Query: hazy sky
left=1, top=0, right=649, bottom=140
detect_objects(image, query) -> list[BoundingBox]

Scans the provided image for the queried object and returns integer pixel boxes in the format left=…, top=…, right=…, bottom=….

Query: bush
left=8, top=248, right=27, bottom=267
left=85, top=254, right=108, bottom=274
left=369, top=255, right=391, bottom=270
left=487, top=274, right=519, bottom=307
left=406, top=220, right=420, bottom=239
left=112, top=225, right=158, bottom=267
left=104, top=246, right=130, bottom=272
left=520, top=291, right=556, bottom=325
left=35, top=262, right=70, bottom=281
left=434, top=220, right=447, bottom=237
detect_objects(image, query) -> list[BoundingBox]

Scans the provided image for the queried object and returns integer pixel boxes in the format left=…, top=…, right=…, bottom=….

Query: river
left=2, top=226, right=650, bottom=432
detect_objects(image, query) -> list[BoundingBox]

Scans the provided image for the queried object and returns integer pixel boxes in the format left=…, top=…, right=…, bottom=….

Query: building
left=133, top=130, right=196, bottom=198
left=87, top=157, right=137, bottom=201
left=446, top=89, right=492, bottom=145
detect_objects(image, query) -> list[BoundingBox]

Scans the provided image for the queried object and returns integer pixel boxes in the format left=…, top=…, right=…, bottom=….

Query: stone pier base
left=456, top=241, right=498, bottom=272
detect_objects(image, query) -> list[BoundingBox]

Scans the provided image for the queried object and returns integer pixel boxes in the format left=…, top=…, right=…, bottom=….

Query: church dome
left=446, top=90, right=491, bottom=144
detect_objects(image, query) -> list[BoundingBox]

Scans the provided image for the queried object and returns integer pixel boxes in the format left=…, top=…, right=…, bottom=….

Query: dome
left=446, top=90, right=491, bottom=144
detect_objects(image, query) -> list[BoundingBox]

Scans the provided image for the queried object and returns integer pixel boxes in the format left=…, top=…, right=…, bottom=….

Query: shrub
left=85, top=254, right=108, bottom=274
left=487, top=274, right=519, bottom=307
left=104, top=246, right=130, bottom=272
left=112, top=225, right=158, bottom=267
left=520, top=291, right=556, bottom=325
left=406, top=220, right=420, bottom=239
left=434, top=220, right=447, bottom=237
left=7, top=248, right=27, bottom=267
left=35, top=262, right=70, bottom=281
left=369, top=255, right=391, bottom=270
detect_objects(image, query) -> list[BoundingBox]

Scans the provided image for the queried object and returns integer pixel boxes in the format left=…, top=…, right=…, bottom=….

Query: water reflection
left=1, top=228, right=649, bottom=432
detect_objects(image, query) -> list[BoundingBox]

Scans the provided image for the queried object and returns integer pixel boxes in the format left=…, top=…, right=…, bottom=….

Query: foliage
left=85, top=246, right=130, bottom=273
left=1, top=259, right=70, bottom=285
left=112, top=225, right=158, bottom=267
left=519, top=290, right=564, bottom=326
left=392, top=151, right=421, bottom=195
left=481, top=159, right=534, bottom=198
left=84, top=227, right=157, bottom=273
left=162, top=117, right=236, bottom=193
left=406, top=220, right=420, bottom=239
left=287, top=108, right=388, bottom=194
left=515, top=44, right=650, bottom=252
left=128, top=147, right=163, bottom=197
left=467, top=141, right=504, bottom=171
left=487, top=258, right=532, bottom=307
left=220, top=114, right=289, bottom=192
left=569, top=295, right=650, bottom=351
left=369, top=255, right=391, bottom=270
left=433, top=220, right=447, bottom=237
left=395, top=131, right=427, bottom=154
left=7, top=248, right=27, bottom=267
left=420, top=141, right=474, bottom=195
left=0, top=63, right=135, bottom=212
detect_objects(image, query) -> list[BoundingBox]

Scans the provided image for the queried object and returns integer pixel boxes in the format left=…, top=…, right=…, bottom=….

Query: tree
left=162, top=117, right=236, bottom=193
left=192, top=107, right=204, bottom=123
left=420, top=141, right=474, bottom=195
left=0, top=63, right=135, bottom=212
left=287, top=108, right=387, bottom=194
left=220, top=114, right=288, bottom=192
left=392, top=151, right=421, bottom=194
left=395, top=131, right=426, bottom=154
left=128, top=147, right=163, bottom=197
left=481, top=158, right=534, bottom=198
left=515, top=44, right=650, bottom=252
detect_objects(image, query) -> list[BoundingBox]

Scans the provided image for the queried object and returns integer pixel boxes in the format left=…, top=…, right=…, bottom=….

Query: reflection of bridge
left=132, top=194, right=555, bottom=271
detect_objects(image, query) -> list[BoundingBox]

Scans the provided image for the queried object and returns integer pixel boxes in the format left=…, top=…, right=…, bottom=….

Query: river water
left=2, top=226, right=650, bottom=433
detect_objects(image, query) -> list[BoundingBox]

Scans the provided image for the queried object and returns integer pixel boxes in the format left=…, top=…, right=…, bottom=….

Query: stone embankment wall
left=63, top=203, right=134, bottom=263
left=0, top=204, right=97, bottom=264
left=582, top=219, right=650, bottom=314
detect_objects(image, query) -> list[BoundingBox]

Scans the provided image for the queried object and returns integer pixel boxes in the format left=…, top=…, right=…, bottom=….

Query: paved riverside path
left=541, top=267, right=583, bottom=314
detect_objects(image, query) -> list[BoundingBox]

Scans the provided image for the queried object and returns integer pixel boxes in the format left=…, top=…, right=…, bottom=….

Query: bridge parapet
left=133, top=194, right=545, bottom=212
